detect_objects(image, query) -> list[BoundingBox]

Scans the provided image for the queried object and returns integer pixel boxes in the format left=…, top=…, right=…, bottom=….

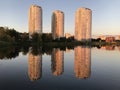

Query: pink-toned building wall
left=29, top=5, right=42, bottom=38
left=105, top=37, right=115, bottom=43
left=75, top=7, right=92, bottom=41
left=52, top=10, right=64, bottom=39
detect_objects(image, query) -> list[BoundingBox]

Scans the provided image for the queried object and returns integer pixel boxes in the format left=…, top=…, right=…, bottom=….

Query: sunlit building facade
left=28, top=48, right=42, bottom=81
left=51, top=48, right=64, bottom=76
left=52, top=10, right=64, bottom=40
left=105, top=37, right=115, bottom=43
left=74, top=46, right=91, bottom=79
left=75, top=7, right=92, bottom=41
left=29, top=5, right=42, bottom=38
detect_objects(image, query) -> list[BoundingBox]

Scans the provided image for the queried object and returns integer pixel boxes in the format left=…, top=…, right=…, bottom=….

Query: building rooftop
left=76, top=7, right=92, bottom=12
left=31, top=4, right=42, bottom=8
left=53, top=10, right=64, bottom=14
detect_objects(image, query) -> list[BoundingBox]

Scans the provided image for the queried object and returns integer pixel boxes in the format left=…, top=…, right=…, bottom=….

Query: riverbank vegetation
left=0, top=27, right=120, bottom=48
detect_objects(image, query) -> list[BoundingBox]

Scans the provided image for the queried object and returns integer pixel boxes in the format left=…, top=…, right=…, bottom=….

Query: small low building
left=65, top=33, right=73, bottom=39
left=99, top=36, right=106, bottom=40
left=105, top=37, right=115, bottom=43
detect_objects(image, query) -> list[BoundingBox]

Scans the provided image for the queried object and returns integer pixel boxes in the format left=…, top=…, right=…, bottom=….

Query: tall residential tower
left=52, top=10, right=64, bottom=40
left=75, top=7, right=92, bottom=41
left=29, top=5, right=42, bottom=38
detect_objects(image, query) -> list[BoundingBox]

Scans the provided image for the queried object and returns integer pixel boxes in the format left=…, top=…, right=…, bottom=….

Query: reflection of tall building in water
left=51, top=48, right=64, bottom=76
left=29, top=5, right=42, bottom=38
left=75, top=7, right=92, bottom=41
left=74, top=46, right=91, bottom=79
left=52, top=10, right=64, bottom=40
left=28, top=49, right=42, bottom=81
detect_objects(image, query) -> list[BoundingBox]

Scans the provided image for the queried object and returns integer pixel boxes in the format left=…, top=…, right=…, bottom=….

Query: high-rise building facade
left=74, top=46, right=91, bottom=79
left=29, top=5, right=42, bottom=38
left=52, top=10, right=64, bottom=40
left=75, top=7, right=92, bottom=41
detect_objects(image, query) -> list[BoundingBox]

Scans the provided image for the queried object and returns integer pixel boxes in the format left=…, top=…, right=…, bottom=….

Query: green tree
left=31, top=33, right=42, bottom=42
left=21, top=32, right=29, bottom=42
left=6, top=28, right=20, bottom=41
left=42, top=33, right=52, bottom=42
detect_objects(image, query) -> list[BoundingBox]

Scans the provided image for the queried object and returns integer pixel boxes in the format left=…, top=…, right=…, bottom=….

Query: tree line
left=0, top=27, right=29, bottom=42
left=0, top=27, right=75, bottom=43
left=1, top=26, right=118, bottom=46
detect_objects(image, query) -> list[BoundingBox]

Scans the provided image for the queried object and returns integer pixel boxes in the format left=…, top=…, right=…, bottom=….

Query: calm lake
left=0, top=46, right=120, bottom=90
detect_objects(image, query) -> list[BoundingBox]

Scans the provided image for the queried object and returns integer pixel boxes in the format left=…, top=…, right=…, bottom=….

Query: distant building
left=98, top=36, right=106, bottom=40
left=75, top=7, right=92, bottom=41
left=74, top=46, right=91, bottom=79
left=52, top=10, right=64, bottom=40
left=51, top=48, right=64, bottom=76
left=105, top=37, right=115, bottom=43
left=115, top=35, right=120, bottom=40
left=65, top=33, right=73, bottom=39
left=29, top=5, right=42, bottom=38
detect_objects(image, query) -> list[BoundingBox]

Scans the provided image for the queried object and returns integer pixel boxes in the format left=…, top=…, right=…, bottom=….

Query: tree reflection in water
left=0, top=45, right=119, bottom=81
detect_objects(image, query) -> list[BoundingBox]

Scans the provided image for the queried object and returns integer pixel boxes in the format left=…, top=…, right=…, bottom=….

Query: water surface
left=0, top=46, right=120, bottom=90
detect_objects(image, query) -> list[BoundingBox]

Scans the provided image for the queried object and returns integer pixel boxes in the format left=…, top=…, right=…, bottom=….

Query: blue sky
left=0, top=0, right=120, bottom=35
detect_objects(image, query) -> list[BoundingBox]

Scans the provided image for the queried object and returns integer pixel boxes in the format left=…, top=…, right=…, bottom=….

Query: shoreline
left=0, top=40, right=119, bottom=48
